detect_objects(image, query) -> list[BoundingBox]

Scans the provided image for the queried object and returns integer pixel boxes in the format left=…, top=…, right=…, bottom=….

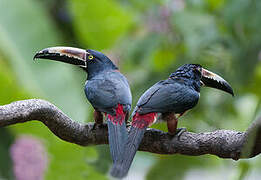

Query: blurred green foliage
left=0, top=0, right=261, bottom=179
left=69, top=0, right=134, bottom=49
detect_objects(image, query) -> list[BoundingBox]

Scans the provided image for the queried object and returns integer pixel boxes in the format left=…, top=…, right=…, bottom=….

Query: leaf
left=146, top=155, right=215, bottom=180
left=152, top=49, right=176, bottom=72
left=69, top=0, right=134, bottom=49
left=0, top=0, right=89, bottom=122
left=0, top=128, right=15, bottom=180
left=171, top=10, right=219, bottom=59
left=0, top=59, right=30, bottom=103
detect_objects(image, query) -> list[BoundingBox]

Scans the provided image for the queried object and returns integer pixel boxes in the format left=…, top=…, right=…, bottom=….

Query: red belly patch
left=107, top=104, right=126, bottom=125
left=132, top=112, right=157, bottom=129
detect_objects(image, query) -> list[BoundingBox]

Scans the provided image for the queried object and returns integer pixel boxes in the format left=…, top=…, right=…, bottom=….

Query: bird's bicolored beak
left=201, top=68, right=234, bottom=96
left=33, top=46, right=87, bottom=67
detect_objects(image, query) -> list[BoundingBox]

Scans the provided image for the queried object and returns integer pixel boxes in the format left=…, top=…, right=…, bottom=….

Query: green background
left=0, top=0, right=261, bottom=179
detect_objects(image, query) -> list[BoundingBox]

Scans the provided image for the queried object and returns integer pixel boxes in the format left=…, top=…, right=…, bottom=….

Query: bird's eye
left=193, top=67, right=201, bottom=75
left=88, top=55, right=94, bottom=60
left=194, top=67, right=201, bottom=72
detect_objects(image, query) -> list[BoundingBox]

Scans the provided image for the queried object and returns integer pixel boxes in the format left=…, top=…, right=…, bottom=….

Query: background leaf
left=69, top=0, right=134, bottom=49
left=0, top=0, right=88, bottom=122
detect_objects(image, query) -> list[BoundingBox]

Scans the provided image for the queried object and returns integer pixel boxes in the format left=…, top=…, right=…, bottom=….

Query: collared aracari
left=34, top=47, right=132, bottom=164
left=111, top=64, right=234, bottom=178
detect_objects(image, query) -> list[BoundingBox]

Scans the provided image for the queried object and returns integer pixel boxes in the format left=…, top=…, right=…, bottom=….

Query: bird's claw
left=92, top=123, right=105, bottom=130
left=168, top=127, right=187, bottom=138
left=175, top=127, right=187, bottom=138
left=92, top=123, right=98, bottom=130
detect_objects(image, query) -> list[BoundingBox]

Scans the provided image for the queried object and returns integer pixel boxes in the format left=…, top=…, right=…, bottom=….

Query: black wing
left=136, top=79, right=199, bottom=114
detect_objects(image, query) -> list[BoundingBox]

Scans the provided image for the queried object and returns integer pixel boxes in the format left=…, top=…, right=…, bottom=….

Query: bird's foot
left=92, top=123, right=105, bottom=130
left=175, top=127, right=187, bottom=138
left=92, top=123, right=98, bottom=130
left=168, top=127, right=187, bottom=137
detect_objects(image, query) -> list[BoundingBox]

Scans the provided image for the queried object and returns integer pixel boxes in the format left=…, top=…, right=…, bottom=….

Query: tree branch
left=0, top=99, right=260, bottom=160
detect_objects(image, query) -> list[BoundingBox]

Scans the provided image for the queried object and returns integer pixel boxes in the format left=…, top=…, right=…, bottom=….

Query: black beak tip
left=231, top=90, right=235, bottom=97
left=221, top=83, right=234, bottom=97
left=33, top=53, right=39, bottom=60
left=33, top=49, right=50, bottom=60
left=225, top=83, right=234, bottom=97
left=229, top=91, right=234, bottom=97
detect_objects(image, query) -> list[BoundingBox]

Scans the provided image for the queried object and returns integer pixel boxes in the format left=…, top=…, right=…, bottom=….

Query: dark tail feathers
left=107, top=117, right=128, bottom=163
left=110, top=126, right=146, bottom=178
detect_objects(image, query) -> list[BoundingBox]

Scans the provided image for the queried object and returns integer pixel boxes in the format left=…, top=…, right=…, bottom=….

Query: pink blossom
left=10, top=136, right=48, bottom=180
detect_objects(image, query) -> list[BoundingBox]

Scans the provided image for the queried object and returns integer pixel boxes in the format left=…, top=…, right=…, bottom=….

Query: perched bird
left=111, top=64, right=234, bottom=178
left=34, top=47, right=132, bottom=164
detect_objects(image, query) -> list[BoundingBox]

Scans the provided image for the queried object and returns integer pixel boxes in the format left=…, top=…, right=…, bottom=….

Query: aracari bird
left=34, top=47, right=132, bottom=164
left=111, top=64, right=234, bottom=178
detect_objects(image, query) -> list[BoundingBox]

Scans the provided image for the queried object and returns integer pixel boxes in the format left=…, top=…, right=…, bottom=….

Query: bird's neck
left=86, top=61, right=118, bottom=80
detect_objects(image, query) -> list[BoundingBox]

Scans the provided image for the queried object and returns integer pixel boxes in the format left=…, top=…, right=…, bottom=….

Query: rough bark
left=0, top=99, right=260, bottom=160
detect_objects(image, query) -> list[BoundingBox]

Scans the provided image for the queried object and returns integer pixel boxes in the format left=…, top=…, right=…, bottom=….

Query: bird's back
left=135, top=78, right=199, bottom=115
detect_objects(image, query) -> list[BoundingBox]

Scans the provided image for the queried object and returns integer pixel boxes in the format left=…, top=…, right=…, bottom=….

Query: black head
left=170, top=64, right=202, bottom=91
left=85, top=49, right=118, bottom=78
left=33, top=47, right=118, bottom=79
left=170, top=64, right=234, bottom=96
left=171, top=64, right=202, bottom=81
